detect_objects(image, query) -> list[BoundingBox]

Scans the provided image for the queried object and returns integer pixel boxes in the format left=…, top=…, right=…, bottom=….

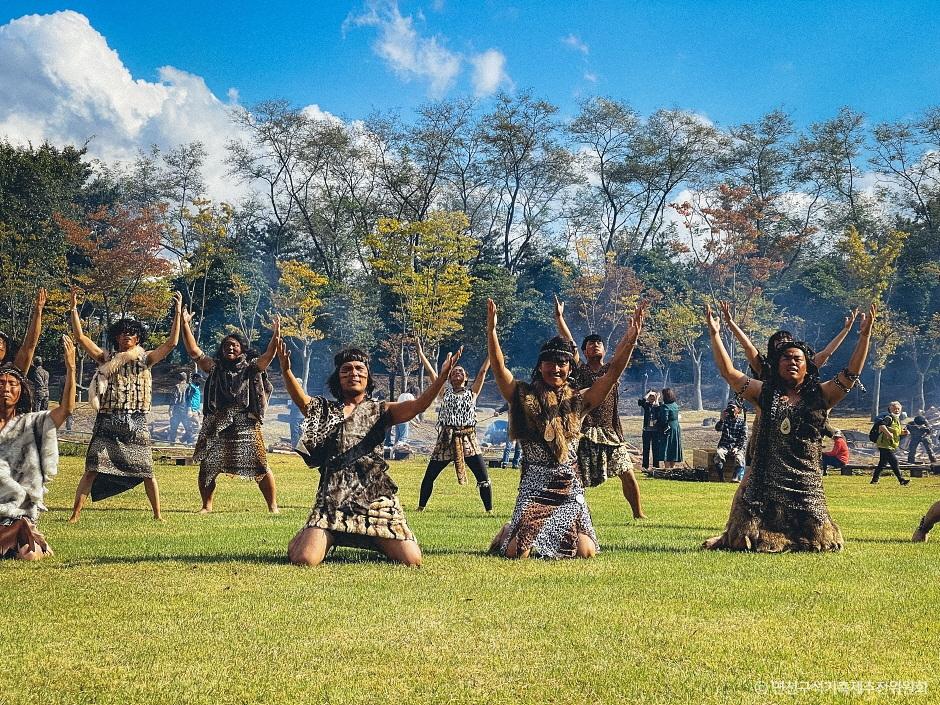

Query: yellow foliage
left=366, top=211, right=478, bottom=345
left=272, top=259, right=328, bottom=342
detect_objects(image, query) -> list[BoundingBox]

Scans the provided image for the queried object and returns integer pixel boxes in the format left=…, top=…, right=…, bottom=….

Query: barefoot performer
left=68, top=289, right=182, bottom=523
left=281, top=342, right=463, bottom=567
left=702, top=303, right=875, bottom=552
left=415, top=337, right=493, bottom=513
left=0, top=336, right=76, bottom=559
left=0, top=288, right=47, bottom=374
left=488, top=298, right=647, bottom=559
left=181, top=309, right=281, bottom=513
left=554, top=295, right=646, bottom=519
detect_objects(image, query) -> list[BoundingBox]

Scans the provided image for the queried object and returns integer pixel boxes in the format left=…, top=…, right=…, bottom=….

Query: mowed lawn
left=2, top=454, right=938, bottom=705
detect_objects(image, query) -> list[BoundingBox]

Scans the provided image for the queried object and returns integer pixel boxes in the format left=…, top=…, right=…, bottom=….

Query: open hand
left=181, top=307, right=194, bottom=325
left=439, top=346, right=464, bottom=378
left=859, top=302, right=876, bottom=336
left=171, top=291, right=183, bottom=314
left=844, top=307, right=859, bottom=329
left=486, top=299, right=498, bottom=331
left=62, top=335, right=76, bottom=371
left=276, top=337, right=291, bottom=372
left=35, top=288, right=47, bottom=310
left=719, top=300, right=733, bottom=325
left=705, top=303, right=721, bottom=335
left=70, top=286, right=80, bottom=311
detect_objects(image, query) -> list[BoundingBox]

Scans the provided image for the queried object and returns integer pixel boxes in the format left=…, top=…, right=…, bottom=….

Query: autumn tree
left=839, top=225, right=910, bottom=414
left=271, top=259, right=328, bottom=391
left=367, top=211, right=478, bottom=390
left=58, top=205, right=173, bottom=326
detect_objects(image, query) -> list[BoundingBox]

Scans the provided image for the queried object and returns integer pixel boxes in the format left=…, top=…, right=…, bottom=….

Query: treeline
left=1, top=94, right=938, bottom=413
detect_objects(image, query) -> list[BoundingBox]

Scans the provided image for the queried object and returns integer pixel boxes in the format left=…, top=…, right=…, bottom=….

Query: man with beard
left=554, top=296, right=646, bottom=520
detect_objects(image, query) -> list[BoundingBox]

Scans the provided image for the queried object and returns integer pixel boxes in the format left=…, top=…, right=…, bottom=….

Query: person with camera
left=714, top=401, right=747, bottom=482
left=638, top=390, right=660, bottom=471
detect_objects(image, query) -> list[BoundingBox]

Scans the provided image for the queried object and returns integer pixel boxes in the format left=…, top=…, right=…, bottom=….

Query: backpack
left=869, top=415, right=889, bottom=443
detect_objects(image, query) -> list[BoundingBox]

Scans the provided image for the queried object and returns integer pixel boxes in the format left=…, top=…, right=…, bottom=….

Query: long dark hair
left=661, top=387, right=677, bottom=404
left=0, top=363, right=33, bottom=414
left=766, top=330, right=794, bottom=361
left=327, top=348, right=376, bottom=400
left=0, top=331, right=18, bottom=364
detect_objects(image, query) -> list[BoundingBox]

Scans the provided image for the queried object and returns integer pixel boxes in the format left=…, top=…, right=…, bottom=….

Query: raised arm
left=470, top=355, right=490, bottom=397
left=255, top=317, right=280, bottom=372
left=707, top=304, right=762, bottom=405
left=415, top=337, right=438, bottom=384
left=146, top=292, right=182, bottom=366
left=553, top=294, right=581, bottom=364
left=814, top=309, right=858, bottom=367
left=719, top=301, right=761, bottom=373
left=69, top=287, right=106, bottom=363
left=180, top=308, right=214, bottom=374
left=486, top=299, right=515, bottom=401
left=276, top=338, right=310, bottom=410
left=820, top=303, right=874, bottom=408
left=50, top=336, right=76, bottom=428
left=14, top=288, right=46, bottom=373
left=387, top=347, right=462, bottom=425
left=583, top=301, right=647, bottom=412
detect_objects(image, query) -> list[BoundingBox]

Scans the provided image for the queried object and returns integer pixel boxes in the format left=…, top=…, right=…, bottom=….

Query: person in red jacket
left=822, top=429, right=850, bottom=475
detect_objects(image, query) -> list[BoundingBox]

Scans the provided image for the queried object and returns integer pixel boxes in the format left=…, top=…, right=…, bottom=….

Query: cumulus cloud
left=344, top=0, right=461, bottom=97
left=562, top=34, right=589, bottom=55
left=345, top=0, right=510, bottom=98
left=470, top=49, right=510, bottom=96
left=0, top=11, right=247, bottom=201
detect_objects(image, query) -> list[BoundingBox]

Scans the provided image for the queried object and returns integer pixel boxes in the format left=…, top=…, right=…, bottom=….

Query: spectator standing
left=27, top=356, right=49, bottom=411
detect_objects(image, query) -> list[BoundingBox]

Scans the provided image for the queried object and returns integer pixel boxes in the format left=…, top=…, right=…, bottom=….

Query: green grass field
left=2, top=455, right=938, bottom=705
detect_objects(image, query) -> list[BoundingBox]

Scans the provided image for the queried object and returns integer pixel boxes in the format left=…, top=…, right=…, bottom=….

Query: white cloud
left=470, top=49, right=510, bottom=97
left=0, top=10, right=247, bottom=201
left=345, top=1, right=460, bottom=97
left=584, top=71, right=598, bottom=83
left=562, top=34, right=589, bottom=55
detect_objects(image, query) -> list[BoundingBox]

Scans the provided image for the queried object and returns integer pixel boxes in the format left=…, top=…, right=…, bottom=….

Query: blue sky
left=2, top=0, right=938, bottom=127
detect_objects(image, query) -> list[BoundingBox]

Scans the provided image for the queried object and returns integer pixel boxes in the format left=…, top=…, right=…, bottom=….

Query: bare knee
left=288, top=542, right=325, bottom=567
left=287, top=529, right=328, bottom=567
left=576, top=533, right=597, bottom=559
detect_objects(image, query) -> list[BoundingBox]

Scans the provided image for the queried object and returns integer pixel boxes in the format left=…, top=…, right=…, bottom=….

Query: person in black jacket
left=638, top=390, right=660, bottom=471
left=906, top=412, right=936, bottom=464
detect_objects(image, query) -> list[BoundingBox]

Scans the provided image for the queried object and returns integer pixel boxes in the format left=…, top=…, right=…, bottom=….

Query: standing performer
left=67, top=289, right=182, bottom=523
left=0, top=288, right=47, bottom=373
left=488, top=298, right=646, bottom=560
left=415, top=338, right=492, bottom=513
left=554, top=296, right=646, bottom=519
left=282, top=342, right=462, bottom=567
left=0, top=337, right=76, bottom=560
left=181, top=310, right=280, bottom=513
left=702, top=303, right=875, bottom=552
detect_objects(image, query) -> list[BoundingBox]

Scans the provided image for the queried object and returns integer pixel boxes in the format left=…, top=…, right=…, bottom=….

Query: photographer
left=714, top=401, right=747, bottom=482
